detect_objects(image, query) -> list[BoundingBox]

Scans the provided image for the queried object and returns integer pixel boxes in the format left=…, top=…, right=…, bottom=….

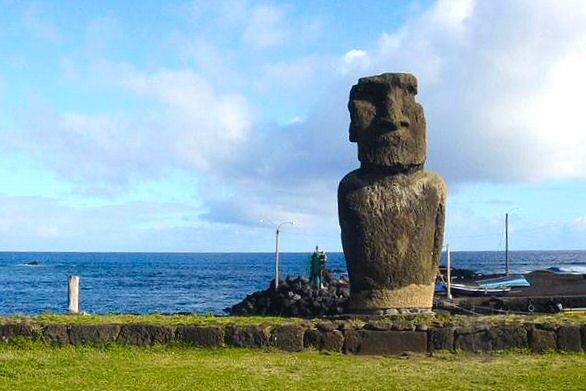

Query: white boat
left=476, top=274, right=530, bottom=289
left=451, top=283, right=511, bottom=297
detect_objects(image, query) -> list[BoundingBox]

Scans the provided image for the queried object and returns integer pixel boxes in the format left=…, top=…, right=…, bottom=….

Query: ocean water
left=0, top=251, right=585, bottom=315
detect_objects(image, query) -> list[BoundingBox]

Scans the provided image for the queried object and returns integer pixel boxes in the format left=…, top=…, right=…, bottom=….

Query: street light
left=505, top=207, right=519, bottom=276
left=260, top=220, right=295, bottom=289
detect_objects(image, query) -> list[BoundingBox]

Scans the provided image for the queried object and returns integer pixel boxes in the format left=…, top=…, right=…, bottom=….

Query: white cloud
left=243, top=4, right=287, bottom=49
left=84, top=15, right=120, bottom=53
left=22, top=3, right=61, bottom=42
left=6, top=0, right=586, bottom=241
left=351, top=0, right=586, bottom=184
left=340, top=49, right=371, bottom=75
left=577, top=217, right=586, bottom=231
left=5, top=64, right=254, bottom=193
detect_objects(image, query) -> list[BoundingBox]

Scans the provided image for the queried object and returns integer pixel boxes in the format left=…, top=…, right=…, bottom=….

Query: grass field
left=1, top=312, right=585, bottom=327
left=0, top=342, right=584, bottom=390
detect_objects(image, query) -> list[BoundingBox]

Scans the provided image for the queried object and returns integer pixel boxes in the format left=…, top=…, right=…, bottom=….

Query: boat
left=475, top=274, right=530, bottom=289
left=450, top=283, right=511, bottom=297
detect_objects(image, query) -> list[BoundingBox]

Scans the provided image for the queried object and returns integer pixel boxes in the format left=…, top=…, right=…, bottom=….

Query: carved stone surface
left=339, top=73, right=447, bottom=310
left=348, top=73, right=426, bottom=169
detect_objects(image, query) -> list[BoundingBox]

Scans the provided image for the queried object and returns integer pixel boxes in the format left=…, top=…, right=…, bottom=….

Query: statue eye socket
left=353, top=100, right=376, bottom=114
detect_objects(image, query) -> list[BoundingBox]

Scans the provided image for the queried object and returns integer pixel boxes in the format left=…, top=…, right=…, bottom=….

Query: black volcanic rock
left=227, top=274, right=350, bottom=317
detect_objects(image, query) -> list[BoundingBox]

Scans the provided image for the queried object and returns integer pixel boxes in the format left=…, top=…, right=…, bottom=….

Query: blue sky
left=1, top=0, right=585, bottom=252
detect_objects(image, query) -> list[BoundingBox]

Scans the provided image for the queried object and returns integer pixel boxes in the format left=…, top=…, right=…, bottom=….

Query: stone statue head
left=348, top=73, right=426, bottom=170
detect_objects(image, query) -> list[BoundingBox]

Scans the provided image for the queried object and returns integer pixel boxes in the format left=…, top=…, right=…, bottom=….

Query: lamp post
left=260, top=220, right=295, bottom=289
left=505, top=207, right=519, bottom=276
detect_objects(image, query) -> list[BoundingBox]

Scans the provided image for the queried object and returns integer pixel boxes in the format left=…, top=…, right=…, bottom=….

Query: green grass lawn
left=1, top=312, right=585, bottom=327
left=0, top=343, right=584, bottom=390
left=0, top=313, right=295, bottom=326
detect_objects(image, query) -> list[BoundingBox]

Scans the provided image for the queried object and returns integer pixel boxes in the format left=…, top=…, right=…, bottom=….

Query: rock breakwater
left=228, top=275, right=350, bottom=317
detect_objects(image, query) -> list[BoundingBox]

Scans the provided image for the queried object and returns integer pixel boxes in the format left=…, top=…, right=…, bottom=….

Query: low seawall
left=2, top=317, right=585, bottom=355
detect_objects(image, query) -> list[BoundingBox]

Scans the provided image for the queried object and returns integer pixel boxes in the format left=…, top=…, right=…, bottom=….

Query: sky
left=1, top=0, right=586, bottom=252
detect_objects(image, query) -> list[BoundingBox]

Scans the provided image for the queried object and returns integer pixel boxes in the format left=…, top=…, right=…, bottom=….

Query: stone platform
left=1, top=316, right=585, bottom=355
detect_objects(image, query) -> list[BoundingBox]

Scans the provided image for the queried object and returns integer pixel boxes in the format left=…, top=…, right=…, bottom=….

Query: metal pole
left=275, top=227, right=280, bottom=289
left=446, top=244, right=452, bottom=300
left=505, top=213, right=509, bottom=276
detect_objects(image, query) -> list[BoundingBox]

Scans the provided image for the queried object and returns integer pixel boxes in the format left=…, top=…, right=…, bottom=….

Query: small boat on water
left=450, top=283, right=511, bottom=297
left=435, top=281, right=512, bottom=296
left=475, top=274, right=530, bottom=289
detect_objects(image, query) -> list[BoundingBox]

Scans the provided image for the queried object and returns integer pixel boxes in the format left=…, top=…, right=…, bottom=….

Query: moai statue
left=338, top=73, right=447, bottom=312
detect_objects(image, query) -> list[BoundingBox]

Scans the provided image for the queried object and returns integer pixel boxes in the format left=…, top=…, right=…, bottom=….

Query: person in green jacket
left=310, top=246, right=326, bottom=289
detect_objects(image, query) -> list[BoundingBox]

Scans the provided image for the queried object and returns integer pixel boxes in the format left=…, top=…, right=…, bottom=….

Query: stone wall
left=1, top=319, right=585, bottom=355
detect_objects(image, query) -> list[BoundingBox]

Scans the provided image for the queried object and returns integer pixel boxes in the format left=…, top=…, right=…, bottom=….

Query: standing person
left=310, top=246, right=323, bottom=289
left=319, top=249, right=327, bottom=286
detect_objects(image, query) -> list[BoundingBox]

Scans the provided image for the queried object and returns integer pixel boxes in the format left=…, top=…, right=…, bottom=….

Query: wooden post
left=275, top=228, right=280, bottom=289
left=68, top=275, right=80, bottom=314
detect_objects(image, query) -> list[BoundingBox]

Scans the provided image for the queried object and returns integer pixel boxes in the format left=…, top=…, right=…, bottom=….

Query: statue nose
left=379, top=104, right=410, bottom=130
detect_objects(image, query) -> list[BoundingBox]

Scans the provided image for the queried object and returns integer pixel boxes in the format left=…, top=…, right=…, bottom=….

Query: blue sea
left=1, top=251, right=585, bottom=315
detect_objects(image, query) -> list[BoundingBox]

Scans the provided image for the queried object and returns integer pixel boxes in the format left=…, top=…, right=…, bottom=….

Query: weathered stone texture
left=454, top=327, right=493, bottom=352
left=69, top=324, right=120, bottom=345
left=428, top=327, right=454, bottom=352
left=529, top=328, right=557, bottom=353
left=339, top=73, right=447, bottom=311
left=340, top=170, right=446, bottom=310
left=271, top=325, right=305, bottom=352
left=176, top=325, right=224, bottom=348
left=304, top=329, right=344, bottom=352
left=225, top=325, right=269, bottom=348
left=343, top=330, right=427, bottom=355
left=492, top=325, right=528, bottom=350
left=0, top=323, right=35, bottom=342
left=117, top=324, right=173, bottom=345
left=348, top=73, right=426, bottom=168
left=43, top=324, right=70, bottom=344
left=557, top=325, right=582, bottom=352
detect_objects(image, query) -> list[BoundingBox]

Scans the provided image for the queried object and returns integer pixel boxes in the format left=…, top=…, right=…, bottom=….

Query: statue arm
left=432, top=197, right=446, bottom=268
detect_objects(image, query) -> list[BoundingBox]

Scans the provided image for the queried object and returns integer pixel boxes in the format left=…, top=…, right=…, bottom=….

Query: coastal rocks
left=228, top=275, right=350, bottom=317
left=339, top=73, right=447, bottom=312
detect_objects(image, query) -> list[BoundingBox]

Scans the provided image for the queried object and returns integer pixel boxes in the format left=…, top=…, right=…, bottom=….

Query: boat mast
left=446, top=244, right=452, bottom=300
left=505, top=213, right=509, bottom=276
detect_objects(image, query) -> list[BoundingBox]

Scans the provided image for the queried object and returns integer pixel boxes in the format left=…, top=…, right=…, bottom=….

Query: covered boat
left=450, top=283, right=511, bottom=297
left=475, top=274, right=530, bottom=289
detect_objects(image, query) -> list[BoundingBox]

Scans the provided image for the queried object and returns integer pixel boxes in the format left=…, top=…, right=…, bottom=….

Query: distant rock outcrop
left=338, top=73, right=447, bottom=312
